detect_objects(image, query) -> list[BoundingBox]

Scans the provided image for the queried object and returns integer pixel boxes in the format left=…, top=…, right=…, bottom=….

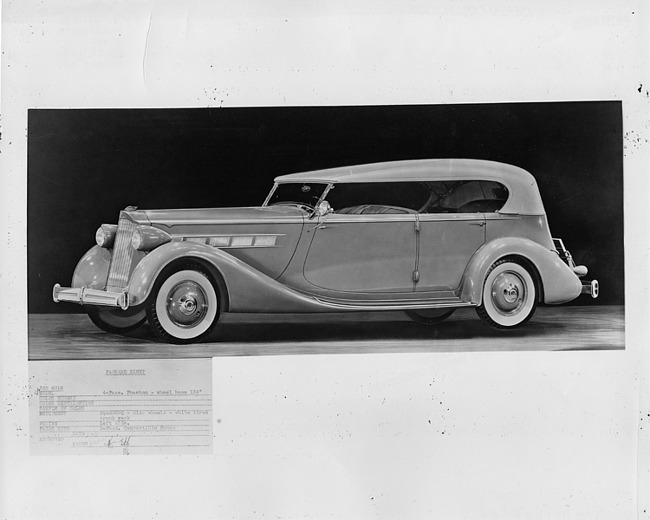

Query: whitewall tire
left=147, top=266, right=220, bottom=344
left=476, top=258, right=537, bottom=329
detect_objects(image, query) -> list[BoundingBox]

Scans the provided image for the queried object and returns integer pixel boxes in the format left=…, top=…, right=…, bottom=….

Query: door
left=416, top=213, right=485, bottom=292
left=303, top=213, right=417, bottom=293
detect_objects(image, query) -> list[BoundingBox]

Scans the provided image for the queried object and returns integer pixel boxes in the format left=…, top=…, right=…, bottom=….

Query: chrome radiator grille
left=106, top=216, right=137, bottom=291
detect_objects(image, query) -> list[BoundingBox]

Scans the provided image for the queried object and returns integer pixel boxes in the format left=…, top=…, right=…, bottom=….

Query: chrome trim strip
left=151, top=212, right=482, bottom=225
left=170, top=233, right=286, bottom=248
left=311, top=297, right=475, bottom=311
left=316, top=214, right=487, bottom=224
left=151, top=218, right=305, bottom=225
left=172, top=233, right=286, bottom=238
left=417, top=215, right=489, bottom=222
left=319, top=215, right=418, bottom=224
left=203, top=245, right=283, bottom=249
left=155, top=215, right=493, bottom=225
left=483, top=213, right=521, bottom=220
left=176, top=244, right=282, bottom=250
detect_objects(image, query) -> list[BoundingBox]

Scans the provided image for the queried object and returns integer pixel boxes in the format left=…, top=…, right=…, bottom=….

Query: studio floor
left=28, top=305, right=624, bottom=360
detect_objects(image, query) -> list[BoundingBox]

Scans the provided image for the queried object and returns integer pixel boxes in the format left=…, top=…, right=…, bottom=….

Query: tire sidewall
left=151, top=268, right=219, bottom=342
left=481, top=261, right=536, bottom=328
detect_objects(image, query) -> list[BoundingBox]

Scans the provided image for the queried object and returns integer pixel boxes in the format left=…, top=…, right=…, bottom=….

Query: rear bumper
left=581, top=279, right=599, bottom=299
left=53, top=284, right=130, bottom=310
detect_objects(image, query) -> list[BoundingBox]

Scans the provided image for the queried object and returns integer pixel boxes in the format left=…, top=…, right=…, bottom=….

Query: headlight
left=95, top=224, right=117, bottom=248
left=131, top=229, right=143, bottom=250
left=131, top=226, right=172, bottom=251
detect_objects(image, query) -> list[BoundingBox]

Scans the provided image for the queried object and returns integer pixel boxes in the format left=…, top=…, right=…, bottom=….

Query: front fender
left=126, top=241, right=330, bottom=312
left=71, top=245, right=112, bottom=289
left=460, top=237, right=582, bottom=305
left=72, top=245, right=147, bottom=291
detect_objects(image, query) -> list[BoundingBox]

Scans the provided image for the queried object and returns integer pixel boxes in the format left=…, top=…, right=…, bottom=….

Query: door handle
left=308, top=224, right=331, bottom=233
left=470, top=221, right=486, bottom=227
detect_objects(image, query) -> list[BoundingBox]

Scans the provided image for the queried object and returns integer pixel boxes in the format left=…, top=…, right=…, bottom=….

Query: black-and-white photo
left=29, top=102, right=623, bottom=358
left=3, top=2, right=648, bottom=519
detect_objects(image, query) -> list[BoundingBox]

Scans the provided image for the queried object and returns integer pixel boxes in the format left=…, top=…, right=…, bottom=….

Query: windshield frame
left=263, top=182, right=334, bottom=215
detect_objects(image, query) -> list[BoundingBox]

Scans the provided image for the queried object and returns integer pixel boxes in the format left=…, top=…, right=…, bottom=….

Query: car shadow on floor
left=125, top=313, right=565, bottom=344
left=28, top=307, right=623, bottom=359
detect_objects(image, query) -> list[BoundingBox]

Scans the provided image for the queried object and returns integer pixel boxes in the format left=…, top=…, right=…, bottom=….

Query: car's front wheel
left=476, top=258, right=537, bottom=329
left=147, top=265, right=220, bottom=344
left=87, top=307, right=147, bottom=334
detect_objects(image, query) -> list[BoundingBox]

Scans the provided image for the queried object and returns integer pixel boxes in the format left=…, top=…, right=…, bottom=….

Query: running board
left=311, top=296, right=476, bottom=312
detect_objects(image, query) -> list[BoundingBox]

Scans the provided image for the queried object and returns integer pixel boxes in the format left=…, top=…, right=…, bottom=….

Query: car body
left=53, top=159, right=599, bottom=343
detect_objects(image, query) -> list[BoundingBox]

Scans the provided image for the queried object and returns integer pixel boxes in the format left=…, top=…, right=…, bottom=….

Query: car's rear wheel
left=476, top=258, right=537, bottom=329
left=405, top=308, right=455, bottom=325
left=147, top=265, right=220, bottom=344
left=87, top=307, right=146, bottom=334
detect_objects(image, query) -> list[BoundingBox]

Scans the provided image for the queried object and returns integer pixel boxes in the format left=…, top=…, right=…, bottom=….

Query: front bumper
left=53, top=284, right=130, bottom=310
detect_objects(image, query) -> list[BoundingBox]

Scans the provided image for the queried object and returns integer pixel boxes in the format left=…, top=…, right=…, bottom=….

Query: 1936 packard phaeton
left=53, top=159, right=598, bottom=343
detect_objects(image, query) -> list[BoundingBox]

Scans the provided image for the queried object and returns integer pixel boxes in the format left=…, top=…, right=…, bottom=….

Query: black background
left=28, top=102, right=623, bottom=313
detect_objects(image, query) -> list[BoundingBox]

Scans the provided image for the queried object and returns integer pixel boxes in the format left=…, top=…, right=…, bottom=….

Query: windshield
left=265, top=182, right=329, bottom=209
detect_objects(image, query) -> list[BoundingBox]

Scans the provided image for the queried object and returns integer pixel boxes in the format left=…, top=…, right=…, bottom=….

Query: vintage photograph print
left=28, top=102, right=624, bottom=359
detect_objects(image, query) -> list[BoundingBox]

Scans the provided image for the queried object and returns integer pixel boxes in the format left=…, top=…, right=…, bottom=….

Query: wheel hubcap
left=491, top=272, right=526, bottom=315
left=166, top=281, right=208, bottom=328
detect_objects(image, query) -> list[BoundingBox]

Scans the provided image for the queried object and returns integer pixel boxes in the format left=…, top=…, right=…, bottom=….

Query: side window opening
left=327, top=182, right=429, bottom=215
left=422, top=181, right=509, bottom=214
left=323, top=180, right=509, bottom=215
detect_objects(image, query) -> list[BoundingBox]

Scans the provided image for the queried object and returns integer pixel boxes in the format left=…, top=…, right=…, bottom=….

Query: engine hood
left=125, top=205, right=306, bottom=281
left=139, top=205, right=305, bottom=226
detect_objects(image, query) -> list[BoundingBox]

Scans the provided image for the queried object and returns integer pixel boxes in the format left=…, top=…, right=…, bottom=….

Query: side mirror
left=313, top=200, right=332, bottom=218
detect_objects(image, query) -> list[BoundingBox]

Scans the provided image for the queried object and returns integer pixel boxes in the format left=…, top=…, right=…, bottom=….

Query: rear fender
left=460, top=237, right=582, bottom=305
left=126, top=241, right=328, bottom=312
